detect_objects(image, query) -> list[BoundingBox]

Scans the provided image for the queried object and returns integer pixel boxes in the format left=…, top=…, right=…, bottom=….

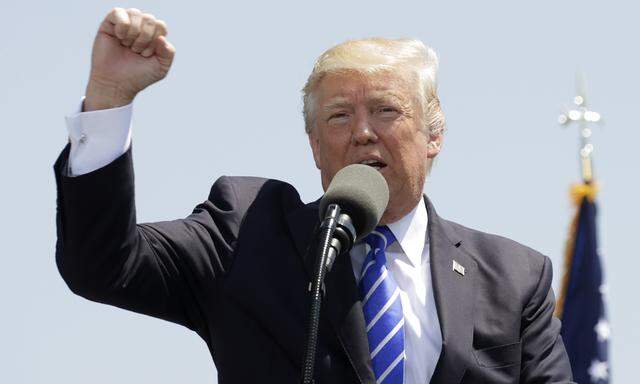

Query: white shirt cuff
left=65, top=97, right=133, bottom=176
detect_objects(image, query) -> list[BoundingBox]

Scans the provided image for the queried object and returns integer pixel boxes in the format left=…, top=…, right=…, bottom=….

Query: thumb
left=155, top=35, right=175, bottom=65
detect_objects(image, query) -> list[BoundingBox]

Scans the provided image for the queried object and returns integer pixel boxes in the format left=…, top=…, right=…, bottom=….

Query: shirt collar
left=386, top=197, right=428, bottom=267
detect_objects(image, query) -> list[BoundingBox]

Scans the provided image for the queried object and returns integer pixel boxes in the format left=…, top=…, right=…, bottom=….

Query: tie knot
left=364, top=225, right=396, bottom=250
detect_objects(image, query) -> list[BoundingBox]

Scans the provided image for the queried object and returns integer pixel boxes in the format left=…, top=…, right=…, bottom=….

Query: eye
left=376, top=106, right=400, bottom=118
left=328, top=112, right=349, bottom=123
left=379, top=106, right=398, bottom=113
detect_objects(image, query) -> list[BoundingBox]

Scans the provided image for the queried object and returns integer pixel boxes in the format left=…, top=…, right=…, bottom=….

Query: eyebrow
left=368, top=90, right=407, bottom=104
left=321, top=92, right=407, bottom=111
left=322, top=97, right=351, bottom=112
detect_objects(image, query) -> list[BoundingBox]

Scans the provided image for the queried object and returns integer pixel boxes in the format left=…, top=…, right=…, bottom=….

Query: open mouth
left=359, top=159, right=388, bottom=170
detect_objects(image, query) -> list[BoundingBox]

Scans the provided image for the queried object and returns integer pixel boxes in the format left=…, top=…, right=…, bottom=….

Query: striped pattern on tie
left=359, top=226, right=405, bottom=384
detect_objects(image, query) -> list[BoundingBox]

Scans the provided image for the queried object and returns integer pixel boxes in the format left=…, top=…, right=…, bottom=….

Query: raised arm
left=55, top=8, right=230, bottom=336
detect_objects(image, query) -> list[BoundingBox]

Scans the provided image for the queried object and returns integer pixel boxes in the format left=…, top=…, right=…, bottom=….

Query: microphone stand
left=300, top=204, right=354, bottom=384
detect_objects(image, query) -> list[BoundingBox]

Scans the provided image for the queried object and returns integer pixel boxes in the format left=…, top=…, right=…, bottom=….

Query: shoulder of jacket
left=443, top=218, right=553, bottom=308
left=211, top=175, right=298, bottom=197
left=207, top=175, right=304, bottom=215
left=444, top=218, right=548, bottom=273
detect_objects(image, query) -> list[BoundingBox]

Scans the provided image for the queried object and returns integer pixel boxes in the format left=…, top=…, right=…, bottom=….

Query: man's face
left=308, top=70, right=442, bottom=224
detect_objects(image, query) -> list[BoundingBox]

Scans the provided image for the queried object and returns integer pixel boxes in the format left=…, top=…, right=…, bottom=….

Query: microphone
left=301, top=164, right=389, bottom=384
left=318, top=164, right=390, bottom=269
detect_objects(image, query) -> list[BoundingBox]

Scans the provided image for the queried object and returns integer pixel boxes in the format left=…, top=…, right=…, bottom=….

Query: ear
left=308, top=131, right=322, bottom=170
left=427, top=134, right=443, bottom=158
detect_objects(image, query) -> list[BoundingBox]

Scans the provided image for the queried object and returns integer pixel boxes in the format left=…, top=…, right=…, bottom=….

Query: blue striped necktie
left=359, top=226, right=405, bottom=384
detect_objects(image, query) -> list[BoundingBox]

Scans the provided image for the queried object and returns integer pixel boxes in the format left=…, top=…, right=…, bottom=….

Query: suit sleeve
left=53, top=143, right=241, bottom=336
left=520, top=255, right=575, bottom=383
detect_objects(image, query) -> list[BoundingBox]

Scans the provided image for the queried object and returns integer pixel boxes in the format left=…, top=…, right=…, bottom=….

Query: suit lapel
left=425, top=196, right=477, bottom=384
left=286, top=200, right=375, bottom=384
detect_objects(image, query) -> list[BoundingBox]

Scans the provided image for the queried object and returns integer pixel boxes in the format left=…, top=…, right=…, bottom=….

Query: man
left=54, top=7, right=574, bottom=383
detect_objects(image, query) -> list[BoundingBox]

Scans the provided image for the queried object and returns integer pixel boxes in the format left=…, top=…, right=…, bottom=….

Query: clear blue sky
left=1, top=0, right=638, bottom=382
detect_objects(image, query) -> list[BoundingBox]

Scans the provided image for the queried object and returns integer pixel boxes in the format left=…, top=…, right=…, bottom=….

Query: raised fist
left=85, top=8, right=175, bottom=111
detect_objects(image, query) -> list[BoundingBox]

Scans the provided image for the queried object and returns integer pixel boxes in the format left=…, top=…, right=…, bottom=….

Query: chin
left=376, top=167, right=394, bottom=187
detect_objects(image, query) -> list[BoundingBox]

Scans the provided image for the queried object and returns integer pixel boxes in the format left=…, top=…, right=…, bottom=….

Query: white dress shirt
left=64, top=99, right=443, bottom=383
left=65, top=98, right=133, bottom=176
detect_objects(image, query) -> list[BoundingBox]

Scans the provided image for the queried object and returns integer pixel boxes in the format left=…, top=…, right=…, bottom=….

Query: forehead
left=316, top=70, right=414, bottom=105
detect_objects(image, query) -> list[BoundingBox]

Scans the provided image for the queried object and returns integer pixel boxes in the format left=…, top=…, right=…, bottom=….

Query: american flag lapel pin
left=452, top=260, right=465, bottom=276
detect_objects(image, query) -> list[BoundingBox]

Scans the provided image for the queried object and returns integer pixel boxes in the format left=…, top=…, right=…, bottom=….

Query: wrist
left=84, top=76, right=135, bottom=111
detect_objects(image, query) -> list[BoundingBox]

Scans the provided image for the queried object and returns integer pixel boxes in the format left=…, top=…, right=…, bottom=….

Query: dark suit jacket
left=53, top=144, right=574, bottom=383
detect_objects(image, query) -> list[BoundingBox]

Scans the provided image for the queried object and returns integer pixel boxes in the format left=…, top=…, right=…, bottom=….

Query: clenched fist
left=84, top=8, right=175, bottom=111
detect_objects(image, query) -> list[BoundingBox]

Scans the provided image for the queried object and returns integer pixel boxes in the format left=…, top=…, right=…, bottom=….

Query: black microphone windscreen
left=319, top=164, right=389, bottom=240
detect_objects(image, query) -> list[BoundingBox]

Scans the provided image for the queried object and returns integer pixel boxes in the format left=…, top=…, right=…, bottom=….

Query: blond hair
left=302, top=38, right=445, bottom=137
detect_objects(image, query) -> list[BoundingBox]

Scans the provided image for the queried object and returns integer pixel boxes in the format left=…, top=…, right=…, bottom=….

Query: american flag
left=556, top=184, right=610, bottom=383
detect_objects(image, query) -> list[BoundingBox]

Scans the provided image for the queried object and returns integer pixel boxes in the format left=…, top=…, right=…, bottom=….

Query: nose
left=351, top=112, right=378, bottom=145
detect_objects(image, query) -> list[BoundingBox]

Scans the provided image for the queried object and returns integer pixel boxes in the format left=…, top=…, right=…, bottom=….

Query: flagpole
left=556, top=73, right=610, bottom=383
left=555, top=73, right=603, bottom=319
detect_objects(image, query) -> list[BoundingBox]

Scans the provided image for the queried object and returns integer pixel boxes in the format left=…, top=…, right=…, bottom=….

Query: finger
left=121, top=8, right=142, bottom=47
left=155, top=35, right=175, bottom=64
left=100, top=7, right=130, bottom=39
left=131, top=14, right=157, bottom=53
left=140, top=20, right=168, bottom=57
left=99, top=19, right=116, bottom=36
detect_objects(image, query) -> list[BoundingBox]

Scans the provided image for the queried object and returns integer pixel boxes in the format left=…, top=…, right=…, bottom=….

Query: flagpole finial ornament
left=558, top=71, right=602, bottom=183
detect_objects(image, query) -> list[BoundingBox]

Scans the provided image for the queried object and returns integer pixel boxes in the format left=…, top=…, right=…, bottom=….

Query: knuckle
left=142, top=19, right=156, bottom=30
left=129, top=13, right=140, bottom=23
left=141, top=13, right=155, bottom=22
left=155, top=20, right=168, bottom=33
left=127, top=20, right=141, bottom=33
left=116, top=16, right=131, bottom=26
left=127, top=8, right=141, bottom=15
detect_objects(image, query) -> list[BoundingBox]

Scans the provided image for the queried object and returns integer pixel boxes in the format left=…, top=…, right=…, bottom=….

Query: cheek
left=385, top=134, right=429, bottom=174
left=316, top=129, right=351, bottom=190
left=319, top=127, right=351, bottom=157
